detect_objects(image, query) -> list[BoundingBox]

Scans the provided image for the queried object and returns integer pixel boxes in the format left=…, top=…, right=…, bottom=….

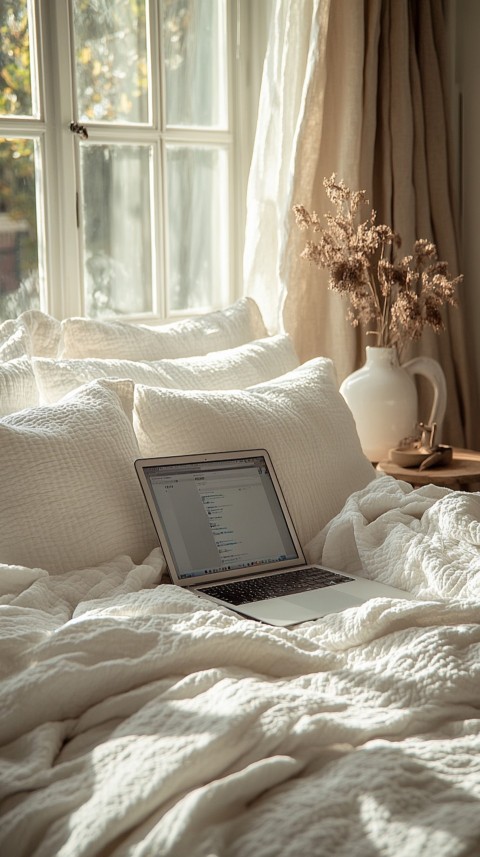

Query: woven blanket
left=1, top=477, right=480, bottom=856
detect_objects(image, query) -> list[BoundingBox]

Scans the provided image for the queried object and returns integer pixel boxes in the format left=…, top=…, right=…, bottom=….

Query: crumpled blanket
left=306, top=474, right=480, bottom=601
left=0, top=476, right=480, bottom=857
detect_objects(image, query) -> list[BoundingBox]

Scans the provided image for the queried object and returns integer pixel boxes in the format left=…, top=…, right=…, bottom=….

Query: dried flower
left=293, top=175, right=462, bottom=352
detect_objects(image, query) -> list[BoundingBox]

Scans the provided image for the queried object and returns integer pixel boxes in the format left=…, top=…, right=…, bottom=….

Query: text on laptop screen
left=143, top=455, right=300, bottom=579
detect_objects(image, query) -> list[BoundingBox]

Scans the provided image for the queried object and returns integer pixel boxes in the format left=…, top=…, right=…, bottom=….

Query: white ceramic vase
left=339, top=346, right=447, bottom=462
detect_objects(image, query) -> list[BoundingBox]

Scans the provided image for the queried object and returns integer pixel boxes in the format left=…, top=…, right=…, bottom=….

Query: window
left=0, top=0, right=269, bottom=323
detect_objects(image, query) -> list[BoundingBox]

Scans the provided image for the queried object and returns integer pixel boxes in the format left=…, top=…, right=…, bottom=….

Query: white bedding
left=1, top=477, right=480, bottom=857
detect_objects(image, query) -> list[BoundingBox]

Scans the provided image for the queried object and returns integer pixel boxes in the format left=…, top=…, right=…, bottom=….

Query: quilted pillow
left=60, top=297, right=267, bottom=360
left=0, top=311, right=61, bottom=360
left=0, top=318, right=31, bottom=361
left=20, top=310, right=62, bottom=357
left=133, top=358, right=376, bottom=546
left=0, top=357, right=39, bottom=416
left=33, top=335, right=299, bottom=403
left=0, top=379, right=157, bottom=573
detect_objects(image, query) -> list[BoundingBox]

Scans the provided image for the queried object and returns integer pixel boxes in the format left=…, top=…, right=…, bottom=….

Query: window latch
left=69, top=121, right=89, bottom=140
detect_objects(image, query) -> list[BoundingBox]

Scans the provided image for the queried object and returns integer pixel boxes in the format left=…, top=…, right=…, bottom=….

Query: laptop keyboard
left=198, top=567, right=354, bottom=606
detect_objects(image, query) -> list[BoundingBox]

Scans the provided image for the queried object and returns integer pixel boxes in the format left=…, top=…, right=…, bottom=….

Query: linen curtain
left=244, top=0, right=477, bottom=449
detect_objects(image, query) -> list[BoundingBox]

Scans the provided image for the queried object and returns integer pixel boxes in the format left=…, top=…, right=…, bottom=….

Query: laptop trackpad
left=239, top=590, right=365, bottom=626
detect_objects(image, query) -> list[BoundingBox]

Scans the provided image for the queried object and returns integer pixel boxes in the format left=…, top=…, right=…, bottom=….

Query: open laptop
left=135, top=449, right=413, bottom=627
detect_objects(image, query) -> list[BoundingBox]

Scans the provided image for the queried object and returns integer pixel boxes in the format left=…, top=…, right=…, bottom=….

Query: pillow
left=20, top=310, right=61, bottom=357
left=0, top=357, right=39, bottom=416
left=33, top=335, right=299, bottom=403
left=0, top=318, right=31, bottom=361
left=0, top=379, right=157, bottom=573
left=133, top=359, right=376, bottom=546
left=60, top=297, right=267, bottom=360
left=0, top=311, right=61, bottom=360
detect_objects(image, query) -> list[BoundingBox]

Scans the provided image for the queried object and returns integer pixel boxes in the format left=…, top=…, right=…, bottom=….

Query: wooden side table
left=376, top=448, right=480, bottom=490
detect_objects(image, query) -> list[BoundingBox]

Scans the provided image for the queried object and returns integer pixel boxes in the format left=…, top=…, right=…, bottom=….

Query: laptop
left=135, top=449, right=413, bottom=627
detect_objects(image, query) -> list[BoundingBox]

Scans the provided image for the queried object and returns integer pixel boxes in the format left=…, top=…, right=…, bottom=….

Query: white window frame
left=0, top=0, right=270, bottom=323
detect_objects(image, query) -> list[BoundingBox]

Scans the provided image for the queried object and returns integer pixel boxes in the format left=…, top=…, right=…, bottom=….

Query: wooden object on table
left=376, top=447, right=480, bottom=490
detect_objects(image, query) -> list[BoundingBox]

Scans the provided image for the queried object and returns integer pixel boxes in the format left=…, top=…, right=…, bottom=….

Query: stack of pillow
left=0, top=298, right=375, bottom=575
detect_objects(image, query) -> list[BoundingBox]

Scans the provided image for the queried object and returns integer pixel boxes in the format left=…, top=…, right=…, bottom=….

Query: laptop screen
left=139, top=453, right=302, bottom=582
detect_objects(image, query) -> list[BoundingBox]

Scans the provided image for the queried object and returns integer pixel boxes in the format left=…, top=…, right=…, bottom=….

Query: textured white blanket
left=1, top=477, right=480, bottom=857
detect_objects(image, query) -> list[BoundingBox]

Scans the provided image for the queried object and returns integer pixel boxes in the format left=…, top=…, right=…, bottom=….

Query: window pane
left=73, top=0, right=149, bottom=124
left=0, top=138, right=39, bottom=320
left=163, top=0, right=227, bottom=128
left=166, top=145, right=229, bottom=310
left=80, top=144, right=153, bottom=316
left=0, top=0, right=35, bottom=118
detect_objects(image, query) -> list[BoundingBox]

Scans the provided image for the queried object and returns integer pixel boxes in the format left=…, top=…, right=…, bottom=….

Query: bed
left=1, top=300, right=480, bottom=857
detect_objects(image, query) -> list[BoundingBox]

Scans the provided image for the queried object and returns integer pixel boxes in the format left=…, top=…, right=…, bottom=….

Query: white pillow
left=0, top=318, right=31, bottom=361
left=0, top=311, right=61, bottom=360
left=21, top=310, right=61, bottom=357
left=133, top=359, right=376, bottom=545
left=33, top=335, right=299, bottom=403
left=0, top=379, right=157, bottom=573
left=60, top=297, right=267, bottom=360
left=0, top=357, right=39, bottom=416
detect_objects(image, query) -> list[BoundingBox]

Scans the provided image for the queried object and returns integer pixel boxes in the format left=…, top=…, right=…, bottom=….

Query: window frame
left=1, top=0, right=266, bottom=323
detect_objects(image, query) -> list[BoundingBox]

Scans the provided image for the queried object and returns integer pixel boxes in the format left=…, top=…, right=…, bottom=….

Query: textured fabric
left=1, top=505, right=480, bottom=856
left=307, top=474, right=480, bottom=602
left=20, top=310, right=62, bottom=357
left=60, top=297, right=267, bottom=360
left=0, top=357, right=39, bottom=416
left=0, top=379, right=157, bottom=573
left=0, top=317, right=31, bottom=361
left=32, top=335, right=299, bottom=404
left=133, top=358, right=376, bottom=545
left=244, top=0, right=476, bottom=449
left=0, top=311, right=61, bottom=360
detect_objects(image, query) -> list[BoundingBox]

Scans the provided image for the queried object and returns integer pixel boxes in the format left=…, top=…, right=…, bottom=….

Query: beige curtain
left=244, top=0, right=477, bottom=449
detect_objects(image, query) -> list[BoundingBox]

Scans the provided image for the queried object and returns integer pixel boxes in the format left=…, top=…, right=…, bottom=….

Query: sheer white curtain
left=244, top=0, right=477, bottom=449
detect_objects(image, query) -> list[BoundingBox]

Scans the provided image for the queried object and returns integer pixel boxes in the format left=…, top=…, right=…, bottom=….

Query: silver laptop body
left=135, top=449, right=413, bottom=627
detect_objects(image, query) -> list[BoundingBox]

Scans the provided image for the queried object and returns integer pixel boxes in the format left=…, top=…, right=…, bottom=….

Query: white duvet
left=1, top=475, right=480, bottom=857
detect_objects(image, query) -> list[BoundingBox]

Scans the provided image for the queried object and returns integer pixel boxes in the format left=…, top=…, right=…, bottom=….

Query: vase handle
left=402, top=356, right=447, bottom=438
